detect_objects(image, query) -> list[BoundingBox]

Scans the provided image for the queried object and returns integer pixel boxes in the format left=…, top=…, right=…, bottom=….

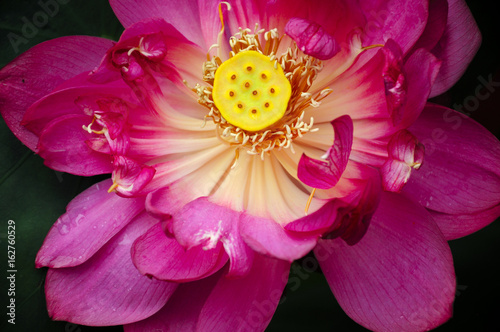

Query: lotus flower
left=1, top=0, right=499, bottom=331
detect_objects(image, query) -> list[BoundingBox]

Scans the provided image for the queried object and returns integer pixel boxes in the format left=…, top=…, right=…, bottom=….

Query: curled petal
left=132, top=223, right=228, bottom=282
left=298, top=115, right=353, bottom=189
left=111, top=155, right=156, bottom=197
left=172, top=197, right=254, bottom=278
left=37, top=114, right=113, bottom=175
left=381, top=130, right=425, bottom=192
left=285, top=17, right=340, bottom=60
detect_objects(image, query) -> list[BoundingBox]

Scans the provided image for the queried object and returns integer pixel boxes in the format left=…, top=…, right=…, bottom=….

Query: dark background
left=0, top=1, right=499, bottom=331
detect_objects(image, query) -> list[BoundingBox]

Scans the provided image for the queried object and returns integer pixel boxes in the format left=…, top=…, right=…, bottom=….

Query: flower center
left=212, top=50, right=292, bottom=132
left=191, top=26, right=332, bottom=159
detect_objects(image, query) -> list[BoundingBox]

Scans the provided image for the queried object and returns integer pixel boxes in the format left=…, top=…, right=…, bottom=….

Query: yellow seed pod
left=212, top=50, right=292, bottom=132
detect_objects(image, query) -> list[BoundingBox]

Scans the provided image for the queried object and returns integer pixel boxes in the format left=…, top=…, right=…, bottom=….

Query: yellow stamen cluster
left=192, top=25, right=332, bottom=159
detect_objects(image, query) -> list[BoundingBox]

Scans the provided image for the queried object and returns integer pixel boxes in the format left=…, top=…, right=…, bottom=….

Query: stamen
left=107, top=182, right=119, bottom=193
left=304, top=188, right=316, bottom=215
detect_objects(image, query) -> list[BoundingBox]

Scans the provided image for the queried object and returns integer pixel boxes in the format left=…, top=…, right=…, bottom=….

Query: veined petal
left=285, top=17, right=340, bottom=60
left=45, top=211, right=177, bottom=326
left=0, top=36, right=114, bottom=150
left=430, top=0, right=481, bottom=97
left=36, top=179, right=144, bottom=268
left=316, top=192, right=455, bottom=332
left=124, top=271, right=223, bottom=332
left=410, top=0, right=449, bottom=52
left=359, top=0, right=429, bottom=54
left=109, top=0, right=206, bottom=48
left=404, top=104, right=500, bottom=239
left=197, top=254, right=290, bottom=332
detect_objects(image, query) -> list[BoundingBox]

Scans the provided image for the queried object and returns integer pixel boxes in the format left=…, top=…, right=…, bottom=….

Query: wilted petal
left=317, top=192, right=455, bottom=332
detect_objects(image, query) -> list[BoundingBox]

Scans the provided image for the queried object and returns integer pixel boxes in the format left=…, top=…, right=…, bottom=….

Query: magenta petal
left=0, top=36, right=114, bottom=150
left=285, top=199, right=340, bottom=235
left=240, top=214, right=317, bottom=262
left=132, top=223, right=228, bottom=282
left=37, top=114, right=113, bottom=175
left=404, top=104, right=500, bottom=238
left=172, top=197, right=255, bottom=277
left=429, top=205, right=500, bottom=240
left=197, top=254, right=290, bottom=332
left=411, top=0, right=449, bottom=52
left=396, top=47, right=441, bottom=128
left=285, top=17, right=340, bottom=60
left=109, top=0, right=205, bottom=47
left=317, top=192, right=455, bottom=332
left=430, top=0, right=481, bottom=97
left=36, top=179, right=144, bottom=268
left=381, top=130, right=425, bottom=192
left=124, top=271, right=223, bottom=332
left=360, top=0, right=428, bottom=54
left=46, top=211, right=177, bottom=326
left=298, top=115, right=353, bottom=189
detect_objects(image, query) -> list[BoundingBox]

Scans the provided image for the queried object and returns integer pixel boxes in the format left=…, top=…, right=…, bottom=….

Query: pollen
left=212, top=51, right=292, bottom=132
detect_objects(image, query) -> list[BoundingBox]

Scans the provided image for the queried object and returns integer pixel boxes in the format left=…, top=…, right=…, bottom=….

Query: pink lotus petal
left=317, top=192, right=455, bottom=332
left=410, top=0, right=449, bottom=52
left=132, top=222, right=228, bottom=282
left=284, top=199, right=341, bottom=236
left=381, top=130, right=425, bottom=192
left=112, top=155, right=156, bottom=197
left=197, top=254, right=290, bottom=332
left=360, top=0, right=429, bottom=54
left=285, top=17, right=340, bottom=60
left=396, top=47, right=441, bottom=128
left=45, top=211, right=177, bottom=326
left=430, top=0, right=481, bottom=97
left=124, top=271, right=223, bottom=332
left=240, top=214, right=317, bottom=262
left=172, top=197, right=255, bottom=277
left=22, top=74, right=129, bottom=137
left=298, top=115, right=353, bottom=189
left=0, top=36, right=114, bottom=150
left=109, top=0, right=206, bottom=47
left=36, top=179, right=144, bottom=268
left=404, top=104, right=500, bottom=237
left=429, top=205, right=500, bottom=240
left=37, top=114, right=114, bottom=175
